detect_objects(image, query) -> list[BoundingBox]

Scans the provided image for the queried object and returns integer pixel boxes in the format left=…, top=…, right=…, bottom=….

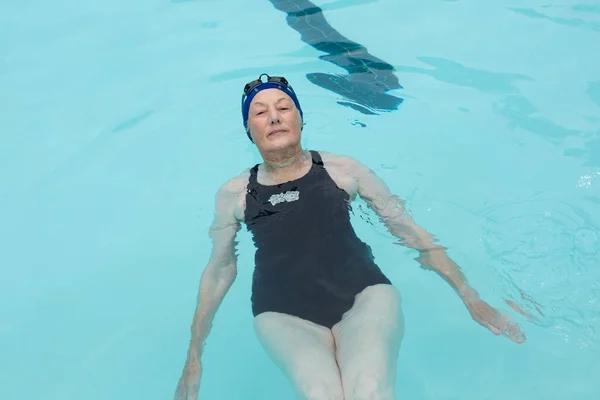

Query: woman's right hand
left=174, top=352, right=202, bottom=400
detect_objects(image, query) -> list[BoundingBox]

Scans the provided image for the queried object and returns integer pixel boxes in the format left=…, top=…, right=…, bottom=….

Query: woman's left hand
left=461, top=288, right=527, bottom=344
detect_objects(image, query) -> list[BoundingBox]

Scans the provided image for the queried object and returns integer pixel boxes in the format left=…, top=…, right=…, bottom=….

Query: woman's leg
left=332, top=284, right=404, bottom=400
left=254, top=312, right=345, bottom=400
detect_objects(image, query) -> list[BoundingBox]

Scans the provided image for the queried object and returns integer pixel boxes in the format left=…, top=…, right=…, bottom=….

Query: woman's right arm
left=175, top=176, right=246, bottom=400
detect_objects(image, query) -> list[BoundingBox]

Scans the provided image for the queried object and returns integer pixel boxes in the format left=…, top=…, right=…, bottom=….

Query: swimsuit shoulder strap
left=248, top=163, right=260, bottom=185
left=309, top=150, right=324, bottom=166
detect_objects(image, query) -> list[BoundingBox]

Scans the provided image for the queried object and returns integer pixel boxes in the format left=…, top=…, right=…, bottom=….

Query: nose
left=267, top=106, right=281, bottom=124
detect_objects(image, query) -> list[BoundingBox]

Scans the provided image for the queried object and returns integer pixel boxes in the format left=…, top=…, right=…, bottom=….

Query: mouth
left=268, top=129, right=288, bottom=136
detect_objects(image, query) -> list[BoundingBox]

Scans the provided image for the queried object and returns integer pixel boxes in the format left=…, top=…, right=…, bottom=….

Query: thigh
left=254, top=312, right=344, bottom=400
left=332, top=284, right=404, bottom=400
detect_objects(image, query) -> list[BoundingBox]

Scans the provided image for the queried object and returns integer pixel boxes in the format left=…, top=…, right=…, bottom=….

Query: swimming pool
left=1, top=0, right=599, bottom=398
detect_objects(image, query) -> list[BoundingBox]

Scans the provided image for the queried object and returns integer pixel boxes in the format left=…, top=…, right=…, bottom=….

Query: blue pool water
left=1, top=0, right=599, bottom=399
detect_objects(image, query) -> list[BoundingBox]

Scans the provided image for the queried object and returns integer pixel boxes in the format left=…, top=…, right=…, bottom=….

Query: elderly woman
left=174, top=74, right=525, bottom=400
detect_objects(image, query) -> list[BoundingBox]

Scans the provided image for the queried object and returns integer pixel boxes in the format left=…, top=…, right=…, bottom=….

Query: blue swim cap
left=241, top=75, right=303, bottom=142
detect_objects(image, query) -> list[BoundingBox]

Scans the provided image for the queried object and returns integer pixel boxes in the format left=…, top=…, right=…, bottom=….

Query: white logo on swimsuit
left=268, top=190, right=300, bottom=206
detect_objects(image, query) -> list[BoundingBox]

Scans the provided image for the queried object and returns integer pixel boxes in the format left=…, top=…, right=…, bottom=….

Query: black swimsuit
left=244, top=150, right=391, bottom=328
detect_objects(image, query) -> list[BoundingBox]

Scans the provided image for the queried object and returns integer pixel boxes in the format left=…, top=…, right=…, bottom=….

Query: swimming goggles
left=243, top=74, right=291, bottom=98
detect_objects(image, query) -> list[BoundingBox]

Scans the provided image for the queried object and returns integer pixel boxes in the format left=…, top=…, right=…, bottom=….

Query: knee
left=346, top=372, right=393, bottom=400
left=299, top=382, right=344, bottom=400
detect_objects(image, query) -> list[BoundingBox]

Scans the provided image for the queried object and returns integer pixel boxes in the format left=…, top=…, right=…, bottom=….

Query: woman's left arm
left=342, top=155, right=526, bottom=344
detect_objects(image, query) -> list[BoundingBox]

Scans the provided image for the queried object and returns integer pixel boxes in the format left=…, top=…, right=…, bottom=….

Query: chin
left=269, top=131, right=297, bottom=143
left=265, top=135, right=300, bottom=151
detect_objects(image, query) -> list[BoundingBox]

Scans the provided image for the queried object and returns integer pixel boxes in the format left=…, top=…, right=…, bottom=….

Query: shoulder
left=214, top=169, right=251, bottom=221
left=317, top=150, right=369, bottom=177
left=216, top=168, right=251, bottom=199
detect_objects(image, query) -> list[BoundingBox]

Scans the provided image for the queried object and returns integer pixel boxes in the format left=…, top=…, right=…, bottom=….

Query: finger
left=174, top=381, right=185, bottom=400
left=470, top=309, right=502, bottom=335
left=183, top=381, right=193, bottom=400
left=485, top=311, right=515, bottom=337
left=487, top=314, right=527, bottom=344
left=504, top=322, right=527, bottom=344
left=480, top=312, right=508, bottom=335
left=486, top=323, right=502, bottom=335
left=189, top=385, right=198, bottom=399
left=475, top=317, right=504, bottom=336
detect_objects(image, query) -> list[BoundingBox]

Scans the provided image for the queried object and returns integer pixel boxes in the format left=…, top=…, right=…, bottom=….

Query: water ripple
left=479, top=198, right=600, bottom=346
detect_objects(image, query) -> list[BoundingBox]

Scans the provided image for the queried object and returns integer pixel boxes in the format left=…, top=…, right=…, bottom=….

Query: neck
left=260, top=145, right=309, bottom=178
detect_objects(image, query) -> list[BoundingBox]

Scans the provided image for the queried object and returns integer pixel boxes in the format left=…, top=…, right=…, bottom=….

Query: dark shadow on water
left=319, top=0, right=379, bottom=11
left=494, top=95, right=600, bottom=167
left=508, top=7, right=600, bottom=32
left=269, top=0, right=403, bottom=115
left=111, top=110, right=154, bottom=133
left=564, top=131, right=600, bottom=167
left=394, top=57, right=533, bottom=95
left=493, top=95, right=582, bottom=143
left=572, top=4, right=600, bottom=14
left=587, top=81, right=600, bottom=108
